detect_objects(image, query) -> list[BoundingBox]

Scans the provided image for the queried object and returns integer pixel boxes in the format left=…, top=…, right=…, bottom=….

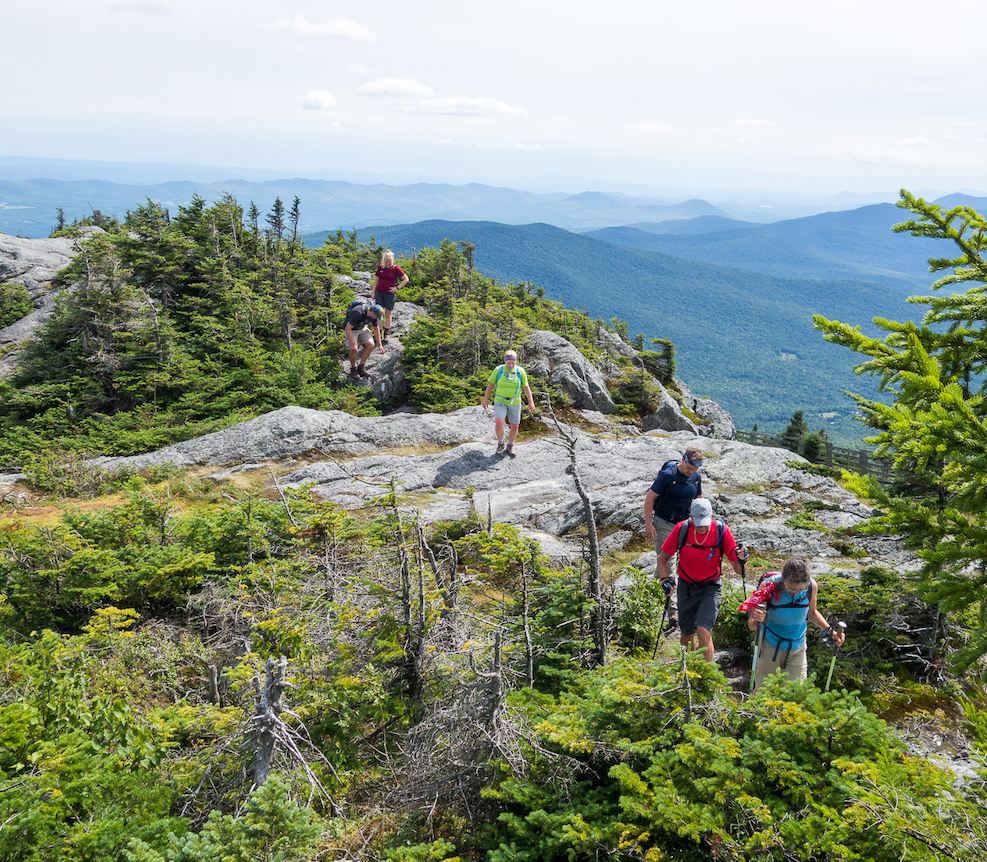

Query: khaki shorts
left=356, top=326, right=374, bottom=346
left=653, top=516, right=678, bottom=580
left=753, top=641, right=807, bottom=691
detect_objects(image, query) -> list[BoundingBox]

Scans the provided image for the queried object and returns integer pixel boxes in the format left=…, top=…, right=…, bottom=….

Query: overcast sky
left=4, top=0, right=987, bottom=196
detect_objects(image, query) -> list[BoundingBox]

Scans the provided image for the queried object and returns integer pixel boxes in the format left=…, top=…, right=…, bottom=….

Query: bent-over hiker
left=747, top=556, right=844, bottom=691
left=481, top=350, right=536, bottom=456
left=344, top=301, right=384, bottom=382
left=644, top=448, right=704, bottom=583
left=656, top=498, right=747, bottom=662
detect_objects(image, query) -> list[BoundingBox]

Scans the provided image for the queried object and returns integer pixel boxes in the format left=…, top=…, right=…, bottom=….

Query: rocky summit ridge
left=0, top=233, right=895, bottom=579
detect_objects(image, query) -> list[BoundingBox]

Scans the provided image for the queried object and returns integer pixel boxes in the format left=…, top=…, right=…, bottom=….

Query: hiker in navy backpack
left=656, top=498, right=747, bottom=662
left=481, top=350, right=536, bottom=456
left=747, top=556, right=844, bottom=691
left=644, top=448, right=705, bottom=584
left=344, top=301, right=384, bottom=382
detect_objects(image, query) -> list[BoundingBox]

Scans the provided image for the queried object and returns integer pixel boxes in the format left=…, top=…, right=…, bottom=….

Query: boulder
left=0, top=232, right=86, bottom=298
left=525, top=329, right=617, bottom=414
left=0, top=230, right=98, bottom=378
left=642, top=383, right=700, bottom=434
left=676, top=379, right=735, bottom=439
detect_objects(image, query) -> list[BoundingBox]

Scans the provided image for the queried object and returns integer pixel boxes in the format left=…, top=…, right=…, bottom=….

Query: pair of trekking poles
left=750, top=618, right=846, bottom=691
left=747, top=569, right=848, bottom=692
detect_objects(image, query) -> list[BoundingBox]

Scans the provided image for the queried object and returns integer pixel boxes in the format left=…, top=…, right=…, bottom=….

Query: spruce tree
left=814, top=190, right=987, bottom=670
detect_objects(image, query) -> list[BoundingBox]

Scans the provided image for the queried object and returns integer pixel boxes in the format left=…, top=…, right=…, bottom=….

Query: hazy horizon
left=5, top=1, right=987, bottom=199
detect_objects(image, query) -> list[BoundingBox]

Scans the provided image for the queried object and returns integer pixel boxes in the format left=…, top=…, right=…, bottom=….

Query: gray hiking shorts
left=494, top=401, right=521, bottom=425
left=676, top=578, right=721, bottom=636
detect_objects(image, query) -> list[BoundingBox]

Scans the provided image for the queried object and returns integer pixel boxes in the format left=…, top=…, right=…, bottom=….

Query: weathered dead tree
left=387, top=477, right=426, bottom=704
left=248, top=654, right=342, bottom=814
left=542, top=393, right=607, bottom=666
left=417, top=522, right=459, bottom=619
left=253, top=655, right=288, bottom=788
left=680, top=646, right=693, bottom=723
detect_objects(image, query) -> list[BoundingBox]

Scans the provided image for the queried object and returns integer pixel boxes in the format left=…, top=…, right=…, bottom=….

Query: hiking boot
left=382, top=328, right=390, bottom=344
left=348, top=367, right=361, bottom=382
left=506, top=441, right=515, bottom=457
left=496, top=440, right=506, bottom=455
left=357, top=365, right=370, bottom=378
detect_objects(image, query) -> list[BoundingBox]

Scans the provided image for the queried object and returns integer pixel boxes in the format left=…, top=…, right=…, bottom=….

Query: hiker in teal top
left=747, top=556, right=844, bottom=691
left=481, top=350, right=536, bottom=456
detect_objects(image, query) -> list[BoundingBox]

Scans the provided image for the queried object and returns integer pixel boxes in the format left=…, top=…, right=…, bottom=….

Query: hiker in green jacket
left=481, top=350, right=536, bottom=456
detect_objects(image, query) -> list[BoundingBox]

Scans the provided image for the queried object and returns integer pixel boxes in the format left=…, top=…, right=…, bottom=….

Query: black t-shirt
left=346, top=303, right=375, bottom=329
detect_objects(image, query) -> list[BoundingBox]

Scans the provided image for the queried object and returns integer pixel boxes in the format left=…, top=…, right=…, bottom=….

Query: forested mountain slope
left=583, top=202, right=952, bottom=290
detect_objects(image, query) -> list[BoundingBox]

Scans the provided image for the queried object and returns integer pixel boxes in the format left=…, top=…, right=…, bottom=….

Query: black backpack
left=675, top=518, right=726, bottom=555
left=653, top=459, right=701, bottom=520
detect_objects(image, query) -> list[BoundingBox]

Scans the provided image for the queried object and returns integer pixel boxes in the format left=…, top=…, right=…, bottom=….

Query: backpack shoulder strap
left=676, top=520, right=691, bottom=552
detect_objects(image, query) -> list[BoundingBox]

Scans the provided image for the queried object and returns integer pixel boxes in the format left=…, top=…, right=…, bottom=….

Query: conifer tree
left=814, top=190, right=987, bottom=670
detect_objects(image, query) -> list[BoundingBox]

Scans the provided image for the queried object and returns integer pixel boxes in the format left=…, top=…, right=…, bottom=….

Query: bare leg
left=494, top=417, right=506, bottom=441
left=508, top=422, right=520, bottom=443
left=696, top=627, right=714, bottom=662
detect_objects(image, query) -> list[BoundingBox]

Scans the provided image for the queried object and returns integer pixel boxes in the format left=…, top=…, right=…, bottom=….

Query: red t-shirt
left=661, top=520, right=738, bottom=583
left=374, top=264, right=406, bottom=293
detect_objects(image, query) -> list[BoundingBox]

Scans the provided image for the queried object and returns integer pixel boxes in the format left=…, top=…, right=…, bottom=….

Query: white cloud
left=301, top=90, right=337, bottom=110
left=356, top=78, right=436, bottom=98
left=108, top=1, right=167, bottom=15
left=515, top=143, right=543, bottom=150
left=276, top=14, right=375, bottom=42
left=418, top=97, right=528, bottom=117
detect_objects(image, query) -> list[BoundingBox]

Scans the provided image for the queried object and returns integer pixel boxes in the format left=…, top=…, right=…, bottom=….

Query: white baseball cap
left=690, top=498, right=713, bottom=527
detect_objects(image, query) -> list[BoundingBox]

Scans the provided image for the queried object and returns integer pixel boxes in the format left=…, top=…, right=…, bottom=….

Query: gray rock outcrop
left=85, top=407, right=895, bottom=578
left=525, top=329, right=618, bottom=414
left=0, top=230, right=100, bottom=378
left=642, top=386, right=700, bottom=435
left=90, top=404, right=504, bottom=472
left=676, top=378, right=736, bottom=439
left=0, top=232, right=85, bottom=298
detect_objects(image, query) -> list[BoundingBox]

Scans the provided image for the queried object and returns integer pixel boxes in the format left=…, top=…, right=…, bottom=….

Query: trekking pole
left=823, top=621, right=848, bottom=691
left=740, top=556, right=748, bottom=600
left=652, top=590, right=672, bottom=659
left=749, top=604, right=765, bottom=693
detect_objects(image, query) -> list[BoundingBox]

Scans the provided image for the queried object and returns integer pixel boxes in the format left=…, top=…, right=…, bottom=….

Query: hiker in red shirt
left=656, top=498, right=747, bottom=662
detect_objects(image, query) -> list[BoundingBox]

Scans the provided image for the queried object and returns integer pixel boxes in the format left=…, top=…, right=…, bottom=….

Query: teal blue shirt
left=761, top=574, right=812, bottom=649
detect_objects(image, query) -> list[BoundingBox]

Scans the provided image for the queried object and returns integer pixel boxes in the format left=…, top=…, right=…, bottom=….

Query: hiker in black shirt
left=643, top=447, right=704, bottom=583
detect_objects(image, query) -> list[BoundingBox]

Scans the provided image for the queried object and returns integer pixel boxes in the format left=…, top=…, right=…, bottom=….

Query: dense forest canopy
left=0, top=191, right=985, bottom=861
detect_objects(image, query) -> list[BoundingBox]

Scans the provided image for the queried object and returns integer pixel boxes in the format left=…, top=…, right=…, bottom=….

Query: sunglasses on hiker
left=684, top=455, right=703, bottom=466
